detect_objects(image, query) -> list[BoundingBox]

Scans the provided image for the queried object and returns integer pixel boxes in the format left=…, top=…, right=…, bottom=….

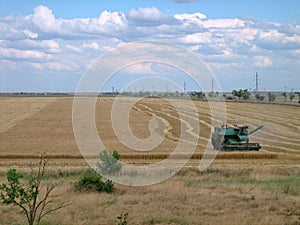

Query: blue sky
left=0, top=0, right=299, bottom=92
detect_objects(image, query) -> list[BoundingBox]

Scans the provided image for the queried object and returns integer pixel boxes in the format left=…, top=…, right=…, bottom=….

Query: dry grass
left=1, top=163, right=300, bottom=225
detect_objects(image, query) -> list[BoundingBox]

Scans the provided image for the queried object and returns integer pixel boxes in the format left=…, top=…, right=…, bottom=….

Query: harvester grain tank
left=211, top=124, right=263, bottom=151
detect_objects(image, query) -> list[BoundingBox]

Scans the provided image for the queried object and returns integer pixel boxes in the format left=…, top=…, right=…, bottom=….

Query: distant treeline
left=0, top=92, right=70, bottom=96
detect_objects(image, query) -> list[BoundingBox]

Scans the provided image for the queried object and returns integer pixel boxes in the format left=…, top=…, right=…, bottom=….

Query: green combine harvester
left=211, top=124, right=263, bottom=151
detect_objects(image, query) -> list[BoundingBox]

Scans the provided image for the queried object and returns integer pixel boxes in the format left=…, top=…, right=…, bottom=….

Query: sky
left=0, top=0, right=299, bottom=92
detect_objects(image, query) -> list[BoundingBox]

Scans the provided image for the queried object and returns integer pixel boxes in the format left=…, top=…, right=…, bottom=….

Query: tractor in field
left=211, top=124, right=263, bottom=151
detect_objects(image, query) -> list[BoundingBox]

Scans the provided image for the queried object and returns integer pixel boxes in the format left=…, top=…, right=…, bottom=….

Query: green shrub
left=97, top=150, right=122, bottom=175
left=74, top=169, right=114, bottom=193
left=112, top=150, right=121, bottom=160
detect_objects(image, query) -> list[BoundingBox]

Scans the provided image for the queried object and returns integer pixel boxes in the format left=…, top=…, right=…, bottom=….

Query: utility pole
left=255, top=72, right=259, bottom=93
left=183, top=81, right=186, bottom=93
left=211, top=78, right=214, bottom=94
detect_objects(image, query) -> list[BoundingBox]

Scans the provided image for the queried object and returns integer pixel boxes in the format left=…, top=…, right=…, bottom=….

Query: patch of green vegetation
left=184, top=175, right=300, bottom=195
left=148, top=217, right=188, bottom=225
left=264, top=175, right=300, bottom=195
left=20, top=169, right=84, bottom=181
left=39, top=221, right=65, bottom=225
left=102, top=196, right=117, bottom=208
left=74, top=168, right=114, bottom=193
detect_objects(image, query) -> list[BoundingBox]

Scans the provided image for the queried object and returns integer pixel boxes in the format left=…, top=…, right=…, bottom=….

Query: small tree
left=232, top=89, right=242, bottom=100
left=232, top=89, right=250, bottom=100
left=295, top=92, right=300, bottom=102
left=268, top=92, right=276, bottom=102
left=0, top=156, right=70, bottom=225
left=242, top=89, right=250, bottom=100
left=255, top=93, right=265, bottom=101
left=289, top=91, right=295, bottom=102
left=97, top=150, right=122, bottom=175
left=282, top=92, right=287, bottom=102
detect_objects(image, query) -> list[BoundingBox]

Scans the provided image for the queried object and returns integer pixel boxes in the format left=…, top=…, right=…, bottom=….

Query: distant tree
left=289, top=91, right=295, bottom=102
left=295, top=92, right=300, bottom=101
left=232, top=89, right=242, bottom=99
left=232, top=89, right=250, bottom=100
left=255, top=93, right=265, bottom=101
left=281, top=92, right=287, bottom=102
left=242, top=89, right=250, bottom=100
left=189, top=91, right=205, bottom=99
left=268, top=92, right=276, bottom=102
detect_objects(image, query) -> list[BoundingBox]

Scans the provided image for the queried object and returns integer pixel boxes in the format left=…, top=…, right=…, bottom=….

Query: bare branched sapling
left=0, top=155, right=70, bottom=225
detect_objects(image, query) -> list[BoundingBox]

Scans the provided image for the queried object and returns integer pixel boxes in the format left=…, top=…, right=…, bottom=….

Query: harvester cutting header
left=212, top=124, right=263, bottom=151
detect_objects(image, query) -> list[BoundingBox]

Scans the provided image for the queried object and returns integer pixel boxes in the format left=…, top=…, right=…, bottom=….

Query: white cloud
left=179, top=32, right=212, bottom=44
left=44, top=62, right=72, bottom=71
left=25, top=5, right=61, bottom=33
left=0, top=5, right=299, bottom=91
left=23, top=29, right=38, bottom=39
left=202, top=18, right=245, bottom=29
left=82, top=41, right=100, bottom=50
left=122, top=63, right=155, bottom=74
left=97, top=10, right=127, bottom=28
left=255, top=29, right=300, bottom=50
left=254, top=56, right=273, bottom=68
left=0, top=47, right=51, bottom=60
left=65, top=44, right=82, bottom=52
left=128, top=7, right=178, bottom=26
left=174, top=12, right=207, bottom=22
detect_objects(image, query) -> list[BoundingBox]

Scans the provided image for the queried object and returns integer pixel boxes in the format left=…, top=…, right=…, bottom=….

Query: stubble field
left=0, top=96, right=299, bottom=225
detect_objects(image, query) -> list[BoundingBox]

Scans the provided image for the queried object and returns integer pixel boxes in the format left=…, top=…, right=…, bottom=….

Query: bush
left=74, top=169, right=114, bottom=193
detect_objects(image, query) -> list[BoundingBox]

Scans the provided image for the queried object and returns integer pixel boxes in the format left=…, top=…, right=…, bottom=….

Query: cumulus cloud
left=25, top=5, right=61, bottom=33
left=128, top=7, right=178, bottom=26
left=174, top=12, right=207, bottom=23
left=123, top=63, right=155, bottom=75
left=0, top=47, right=52, bottom=60
left=255, top=29, right=300, bottom=50
left=254, top=56, right=273, bottom=68
left=0, top=4, right=299, bottom=87
left=179, top=32, right=213, bottom=44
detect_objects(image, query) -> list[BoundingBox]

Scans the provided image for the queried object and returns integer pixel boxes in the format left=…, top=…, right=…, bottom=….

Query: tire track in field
left=226, top=105, right=300, bottom=133
left=140, top=100, right=300, bottom=157
left=226, top=114, right=300, bottom=143
left=136, top=101, right=211, bottom=148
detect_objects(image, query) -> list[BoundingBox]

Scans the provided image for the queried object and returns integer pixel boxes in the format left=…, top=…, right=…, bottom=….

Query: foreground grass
left=1, top=163, right=300, bottom=225
left=185, top=175, right=300, bottom=195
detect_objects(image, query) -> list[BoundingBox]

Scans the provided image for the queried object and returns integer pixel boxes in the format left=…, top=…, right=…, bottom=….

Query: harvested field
left=0, top=97, right=299, bottom=162
left=0, top=96, right=299, bottom=225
